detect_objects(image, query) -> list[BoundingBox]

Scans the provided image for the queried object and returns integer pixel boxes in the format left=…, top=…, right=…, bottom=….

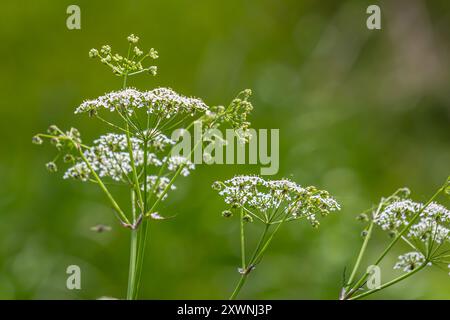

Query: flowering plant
left=213, top=175, right=340, bottom=299
left=341, top=177, right=450, bottom=300
left=33, top=34, right=253, bottom=299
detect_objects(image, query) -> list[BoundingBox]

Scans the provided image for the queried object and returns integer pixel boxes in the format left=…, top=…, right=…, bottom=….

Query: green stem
left=228, top=214, right=287, bottom=300
left=122, top=66, right=143, bottom=300
left=78, top=148, right=130, bottom=225
left=240, top=208, right=246, bottom=270
left=349, top=263, right=427, bottom=300
left=248, top=224, right=270, bottom=266
left=125, top=122, right=144, bottom=212
left=345, top=221, right=374, bottom=291
left=133, top=138, right=149, bottom=299
left=126, top=190, right=138, bottom=300
left=229, top=274, right=248, bottom=300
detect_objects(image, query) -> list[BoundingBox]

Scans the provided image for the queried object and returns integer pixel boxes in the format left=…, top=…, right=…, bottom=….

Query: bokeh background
left=0, top=0, right=449, bottom=299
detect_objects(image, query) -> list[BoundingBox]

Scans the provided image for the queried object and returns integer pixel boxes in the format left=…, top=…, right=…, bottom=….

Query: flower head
left=142, top=176, right=176, bottom=201
left=215, top=175, right=340, bottom=227
left=75, top=87, right=209, bottom=119
left=394, top=252, right=427, bottom=272
left=127, top=34, right=139, bottom=44
left=372, top=191, right=450, bottom=272
left=374, top=200, right=450, bottom=245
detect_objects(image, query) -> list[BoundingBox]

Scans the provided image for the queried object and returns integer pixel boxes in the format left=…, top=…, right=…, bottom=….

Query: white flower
left=142, top=176, right=176, bottom=201
left=374, top=200, right=420, bottom=231
left=63, top=162, right=90, bottom=181
left=215, top=175, right=340, bottom=227
left=164, top=155, right=195, bottom=176
left=374, top=200, right=450, bottom=245
left=408, top=220, right=449, bottom=244
left=144, top=130, right=175, bottom=151
left=75, top=87, right=209, bottom=118
left=394, top=252, right=427, bottom=272
left=64, top=133, right=161, bottom=182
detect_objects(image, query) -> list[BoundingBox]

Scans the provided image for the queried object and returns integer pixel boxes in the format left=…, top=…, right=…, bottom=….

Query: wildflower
left=74, top=87, right=209, bottom=118
left=217, top=175, right=339, bottom=299
left=215, top=175, right=340, bottom=227
left=394, top=252, right=427, bottom=272
left=64, top=133, right=150, bottom=182
left=374, top=200, right=450, bottom=244
left=142, top=176, right=176, bottom=200
left=164, top=155, right=195, bottom=177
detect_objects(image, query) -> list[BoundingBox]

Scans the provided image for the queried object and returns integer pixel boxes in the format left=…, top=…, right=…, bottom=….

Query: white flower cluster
left=63, top=132, right=194, bottom=201
left=394, top=252, right=428, bottom=272
left=144, top=129, right=175, bottom=151
left=214, top=175, right=340, bottom=227
left=64, top=133, right=150, bottom=182
left=374, top=200, right=450, bottom=244
left=142, top=176, right=176, bottom=201
left=374, top=200, right=420, bottom=231
left=374, top=198, right=449, bottom=273
left=164, top=155, right=195, bottom=177
left=75, top=87, right=209, bottom=118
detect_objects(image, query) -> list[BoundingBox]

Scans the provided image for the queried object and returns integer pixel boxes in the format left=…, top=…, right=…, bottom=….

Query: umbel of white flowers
left=213, top=175, right=340, bottom=227
left=373, top=195, right=450, bottom=273
left=75, top=87, right=209, bottom=118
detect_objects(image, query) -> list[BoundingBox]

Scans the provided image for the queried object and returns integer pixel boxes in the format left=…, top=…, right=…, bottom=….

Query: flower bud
left=50, top=137, right=59, bottom=145
left=148, top=66, right=157, bottom=76
left=133, top=46, right=143, bottom=56
left=100, top=45, right=111, bottom=55
left=149, top=48, right=159, bottom=59
left=242, top=215, right=253, bottom=223
left=63, top=154, right=75, bottom=163
left=222, top=210, right=233, bottom=218
left=46, top=162, right=57, bottom=173
left=88, top=48, right=99, bottom=58
left=211, top=181, right=222, bottom=191
left=127, top=34, right=139, bottom=44
left=47, top=125, right=59, bottom=135
left=32, top=135, right=43, bottom=145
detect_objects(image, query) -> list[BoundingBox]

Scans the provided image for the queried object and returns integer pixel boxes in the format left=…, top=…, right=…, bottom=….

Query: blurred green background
left=0, top=0, right=449, bottom=299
